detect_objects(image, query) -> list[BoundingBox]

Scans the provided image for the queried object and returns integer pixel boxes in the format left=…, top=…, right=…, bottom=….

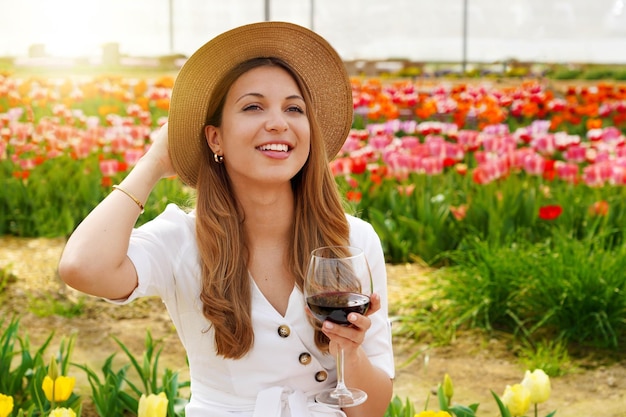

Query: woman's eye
left=287, top=105, right=304, bottom=113
left=243, top=104, right=262, bottom=111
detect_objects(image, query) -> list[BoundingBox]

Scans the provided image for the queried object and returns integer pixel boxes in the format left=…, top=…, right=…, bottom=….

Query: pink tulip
left=582, top=163, right=612, bottom=187
left=523, top=153, right=546, bottom=176
left=422, top=156, right=444, bottom=175
left=554, top=161, right=579, bottom=183
left=99, top=159, right=119, bottom=177
left=19, top=158, right=36, bottom=170
left=370, top=134, right=392, bottom=150
left=456, top=129, right=480, bottom=151
left=509, top=148, right=535, bottom=170
left=563, top=145, right=587, bottom=163
left=609, top=166, right=626, bottom=185
left=124, top=149, right=144, bottom=167
left=532, top=134, right=556, bottom=155
left=444, top=142, right=465, bottom=161
left=342, top=136, right=362, bottom=153
left=425, top=135, right=445, bottom=157
left=400, top=136, right=420, bottom=150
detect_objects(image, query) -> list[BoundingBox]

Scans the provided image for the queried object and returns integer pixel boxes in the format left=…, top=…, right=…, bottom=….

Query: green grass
left=431, top=232, right=626, bottom=351
left=28, top=294, right=86, bottom=318
left=517, top=338, right=573, bottom=377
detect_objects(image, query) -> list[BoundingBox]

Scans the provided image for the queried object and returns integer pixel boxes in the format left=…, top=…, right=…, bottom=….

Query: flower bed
left=3, top=75, right=626, bottom=252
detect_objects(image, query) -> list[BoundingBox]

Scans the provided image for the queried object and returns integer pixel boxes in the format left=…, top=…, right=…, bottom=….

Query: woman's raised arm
left=58, top=124, right=174, bottom=299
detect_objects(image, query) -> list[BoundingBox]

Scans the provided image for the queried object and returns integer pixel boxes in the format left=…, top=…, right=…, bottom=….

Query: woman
left=58, top=21, right=394, bottom=417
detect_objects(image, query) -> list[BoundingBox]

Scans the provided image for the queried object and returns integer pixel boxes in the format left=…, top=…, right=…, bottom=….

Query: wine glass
left=304, top=245, right=373, bottom=408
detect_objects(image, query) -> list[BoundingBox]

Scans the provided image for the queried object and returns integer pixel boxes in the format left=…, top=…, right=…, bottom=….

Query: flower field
left=3, top=75, right=626, bottom=255
left=1, top=72, right=626, bottom=416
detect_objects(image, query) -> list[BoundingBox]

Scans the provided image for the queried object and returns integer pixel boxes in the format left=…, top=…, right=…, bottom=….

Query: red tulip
left=538, top=205, right=563, bottom=220
left=350, top=156, right=367, bottom=175
left=346, top=190, right=362, bottom=203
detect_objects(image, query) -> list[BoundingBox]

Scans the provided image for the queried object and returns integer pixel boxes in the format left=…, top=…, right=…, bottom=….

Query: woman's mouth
left=257, top=143, right=290, bottom=152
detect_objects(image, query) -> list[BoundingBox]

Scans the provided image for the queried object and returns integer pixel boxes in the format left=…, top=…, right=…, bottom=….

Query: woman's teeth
left=258, top=144, right=289, bottom=152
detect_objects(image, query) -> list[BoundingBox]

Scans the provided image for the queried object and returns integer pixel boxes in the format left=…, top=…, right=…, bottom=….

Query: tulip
left=521, top=369, right=551, bottom=404
left=138, top=392, right=168, bottom=417
left=501, top=384, right=531, bottom=417
left=442, top=373, right=454, bottom=405
left=449, top=204, right=468, bottom=221
left=416, top=411, right=452, bottom=417
left=538, top=205, right=563, bottom=221
left=48, top=355, right=59, bottom=380
left=588, top=200, right=609, bottom=217
left=42, top=358, right=76, bottom=404
left=454, top=163, right=468, bottom=176
left=42, top=375, right=76, bottom=403
left=49, top=407, right=77, bottom=417
left=0, top=394, right=14, bottom=417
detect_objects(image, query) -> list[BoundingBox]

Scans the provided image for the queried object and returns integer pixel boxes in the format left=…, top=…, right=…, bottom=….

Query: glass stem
left=332, top=347, right=352, bottom=398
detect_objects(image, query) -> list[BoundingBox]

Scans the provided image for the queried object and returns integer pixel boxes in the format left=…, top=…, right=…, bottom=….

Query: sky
left=1, top=0, right=626, bottom=64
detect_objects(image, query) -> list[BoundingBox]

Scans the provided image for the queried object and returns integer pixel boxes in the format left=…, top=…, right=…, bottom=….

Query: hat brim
left=168, top=21, right=353, bottom=188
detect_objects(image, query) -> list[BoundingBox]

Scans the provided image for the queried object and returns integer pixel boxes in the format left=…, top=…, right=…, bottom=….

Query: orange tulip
left=589, top=200, right=609, bottom=216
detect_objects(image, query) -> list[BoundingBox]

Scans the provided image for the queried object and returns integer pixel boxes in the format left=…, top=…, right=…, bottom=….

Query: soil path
left=1, top=236, right=624, bottom=416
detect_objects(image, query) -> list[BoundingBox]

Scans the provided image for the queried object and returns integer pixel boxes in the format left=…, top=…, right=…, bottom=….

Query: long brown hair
left=195, top=57, right=349, bottom=358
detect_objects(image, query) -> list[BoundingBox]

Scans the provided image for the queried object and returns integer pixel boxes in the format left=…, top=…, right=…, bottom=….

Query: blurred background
left=1, top=0, right=625, bottom=70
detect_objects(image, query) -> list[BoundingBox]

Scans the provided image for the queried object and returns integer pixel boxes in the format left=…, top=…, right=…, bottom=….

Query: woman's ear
left=204, top=125, right=221, bottom=154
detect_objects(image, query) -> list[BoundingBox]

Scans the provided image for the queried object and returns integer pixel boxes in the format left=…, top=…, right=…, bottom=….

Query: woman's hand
left=322, top=291, right=392, bottom=416
left=140, top=122, right=176, bottom=179
left=321, top=292, right=381, bottom=356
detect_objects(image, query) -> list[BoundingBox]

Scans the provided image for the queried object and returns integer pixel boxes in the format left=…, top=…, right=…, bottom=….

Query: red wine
left=306, top=292, right=370, bottom=325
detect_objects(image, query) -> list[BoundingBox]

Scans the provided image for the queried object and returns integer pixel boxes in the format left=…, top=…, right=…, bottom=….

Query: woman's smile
left=256, top=142, right=292, bottom=159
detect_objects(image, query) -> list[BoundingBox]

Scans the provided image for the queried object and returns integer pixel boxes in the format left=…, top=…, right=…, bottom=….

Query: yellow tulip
left=415, top=410, right=451, bottom=417
left=49, top=407, right=77, bottom=417
left=442, top=373, right=454, bottom=402
left=501, top=384, right=531, bottom=417
left=415, top=411, right=452, bottom=417
left=138, top=392, right=168, bottom=417
left=521, top=369, right=551, bottom=404
left=42, top=375, right=76, bottom=402
left=48, top=356, right=59, bottom=380
left=0, top=394, right=14, bottom=417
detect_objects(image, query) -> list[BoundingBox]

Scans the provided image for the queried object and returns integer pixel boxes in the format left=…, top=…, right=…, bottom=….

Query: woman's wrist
left=113, top=157, right=166, bottom=211
left=134, top=153, right=172, bottom=183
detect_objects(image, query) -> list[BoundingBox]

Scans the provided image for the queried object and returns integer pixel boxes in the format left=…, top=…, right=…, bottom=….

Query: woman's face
left=205, top=65, right=311, bottom=191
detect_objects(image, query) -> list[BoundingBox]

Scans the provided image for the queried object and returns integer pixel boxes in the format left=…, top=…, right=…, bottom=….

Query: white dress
left=109, top=204, right=394, bottom=417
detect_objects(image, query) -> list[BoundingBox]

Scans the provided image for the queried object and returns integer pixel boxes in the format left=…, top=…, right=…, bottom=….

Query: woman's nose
left=264, top=110, right=289, bottom=132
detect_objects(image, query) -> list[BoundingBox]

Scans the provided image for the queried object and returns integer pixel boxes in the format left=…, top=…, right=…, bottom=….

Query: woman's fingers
left=145, top=122, right=176, bottom=178
left=318, top=292, right=380, bottom=353
left=322, top=311, right=372, bottom=351
left=367, top=292, right=381, bottom=316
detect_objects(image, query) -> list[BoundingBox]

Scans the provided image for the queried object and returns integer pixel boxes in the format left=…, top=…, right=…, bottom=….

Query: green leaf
left=490, top=390, right=511, bottom=417
left=449, top=404, right=478, bottom=417
left=437, top=384, right=449, bottom=410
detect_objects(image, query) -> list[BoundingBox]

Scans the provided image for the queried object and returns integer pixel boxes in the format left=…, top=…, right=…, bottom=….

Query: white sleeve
left=106, top=204, right=196, bottom=305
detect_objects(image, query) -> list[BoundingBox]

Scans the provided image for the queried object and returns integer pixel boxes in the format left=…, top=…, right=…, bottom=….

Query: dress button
left=277, top=325, right=290, bottom=338
left=299, top=352, right=312, bottom=365
left=315, top=370, right=328, bottom=382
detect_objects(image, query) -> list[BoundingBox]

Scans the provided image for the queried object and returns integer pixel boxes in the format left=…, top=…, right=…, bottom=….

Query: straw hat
left=168, top=21, right=353, bottom=188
